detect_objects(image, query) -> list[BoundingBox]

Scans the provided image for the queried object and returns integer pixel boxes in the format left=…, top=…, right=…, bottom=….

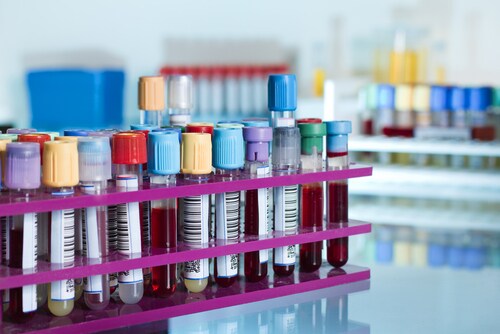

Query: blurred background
left=1, top=0, right=499, bottom=332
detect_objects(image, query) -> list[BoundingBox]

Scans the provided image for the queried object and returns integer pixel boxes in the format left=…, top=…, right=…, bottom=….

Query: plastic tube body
left=271, top=111, right=295, bottom=128
left=81, top=180, right=110, bottom=310
left=140, top=110, right=162, bottom=127
left=114, top=166, right=144, bottom=304
left=150, top=175, right=177, bottom=297
left=244, top=161, right=270, bottom=282
left=182, top=174, right=210, bottom=293
left=214, top=168, right=240, bottom=287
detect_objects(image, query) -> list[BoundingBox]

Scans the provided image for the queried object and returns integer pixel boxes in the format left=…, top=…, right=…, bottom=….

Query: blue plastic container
left=27, top=69, right=125, bottom=131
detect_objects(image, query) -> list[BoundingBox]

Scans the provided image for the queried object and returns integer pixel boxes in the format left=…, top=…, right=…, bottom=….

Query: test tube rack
left=0, top=163, right=372, bottom=333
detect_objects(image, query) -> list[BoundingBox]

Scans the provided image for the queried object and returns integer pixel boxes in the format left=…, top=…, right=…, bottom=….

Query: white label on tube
left=216, top=192, right=239, bottom=278
left=273, top=186, right=298, bottom=265
left=84, top=207, right=103, bottom=293
left=184, top=194, right=210, bottom=279
left=257, top=166, right=269, bottom=263
left=50, top=209, right=75, bottom=301
left=116, top=176, right=142, bottom=255
left=184, top=258, right=209, bottom=280
left=22, top=213, right=37, bottom=312
left=118, top=268, right=143, bottom=284
left=276, top=118, right=295, bottom=127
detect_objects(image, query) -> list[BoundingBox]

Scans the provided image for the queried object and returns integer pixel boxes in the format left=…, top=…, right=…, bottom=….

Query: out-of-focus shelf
left=0, top=220, right=371, bottom=289
left=350, top=165, right=500, bottom=202
left=0, top=164, right=372, bottom=217
left=1, top=264, right=370, bottom=334
left=350, top=135, right=500, bottom=156
left=350, top=204, right=500, bottom=232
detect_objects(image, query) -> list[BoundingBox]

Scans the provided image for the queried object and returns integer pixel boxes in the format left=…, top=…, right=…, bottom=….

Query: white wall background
left=0, top=0, right=499, bottom=127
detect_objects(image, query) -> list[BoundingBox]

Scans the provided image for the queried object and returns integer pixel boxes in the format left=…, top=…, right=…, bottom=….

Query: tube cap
left=64, top=129, right=89, bottom=137
left=0, top=134, right=18, bottom=141
left=395, top=85, right=412, bottom=111
left=181, top=133, right=212, bottom=175
left=112, top=132, right=147, bottom=165
left=298, top=123, right=326, bottom=154
left=450, top=87, right=466, bottom=111
left=35, top=132, right=59, bottom=140
left=18, top=133, right=51, bottom=165
left=326, top=121, right=352, bottom=153
left=493, top=87, right=500, bottom=107
left=6, top=128, right=36, bottom=135
left=138, top=76, right=165, bottom=111
left=55, top=136, right=78, bottom=142
left=87, top=130, right=114, bottom=143
left=213, top=128, right=244, bottom=170
left=216, top=121, right=244, bottom=128
left=169, top=114, right=191, bottom=126
left=130, top=124, right=159, bottom=131
left=297, top=118, right=322, bottom=124
left=42, top=141, right=79, bottom=188
left=241, top=118, right=269, bottom=127
left=167, top=75, right=193, bottom=109
left=5, top=142, right=40, bottom=189
left=469, top=87, right=492, bottom=111
left=186, top=122, right=214, bottom=136
left=152, top=127, right=182, bottom=142
left=412, top=85, right=430, bottom=112
left=430, top=85, right=451, bottom=112
left=77, top=137, right=112, bottom=182
left=148, top=131, right=180, bottom=175
left=243, top=127, right=272, bottom=162
left=268, top=74, right=297, bottom=111
left=377, top=84, right=395, bottom=110
left=272, top=127, right=300, bottom=170
left=366, top=84, right=379, bottom=110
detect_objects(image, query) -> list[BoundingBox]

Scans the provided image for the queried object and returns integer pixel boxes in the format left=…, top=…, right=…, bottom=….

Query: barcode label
left=107, top=205, right=118, bottom=251
left=22, top=213, right=37, bottom=312
left=2, top=216, right=9, bottom=263
left=215, top=191, right=240, bottom=278
left=118, top=268, right=143, bottom=284
left=184, top=258, right=209, bottom=280
left=141, top=201, right=150, bottom=246
left=116, top=176, right=142, bottom=255
left=74, top=209, right=83, bottom=256
left=257, top=166, right=269, bottom=263
left=83, top=207, right=103, bottom=293
left=273, top=186, right=298, bottom=265
left=183, top=195, right=209, bottom=244
left=50, top=209, right=75, bottom=301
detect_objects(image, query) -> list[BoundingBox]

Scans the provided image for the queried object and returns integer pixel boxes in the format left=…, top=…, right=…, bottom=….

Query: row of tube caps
left=372, top=226, right=500, bottom=270
left=0, top=74, right=355, bottom=322
left=358, top=83, right=498, bottom=134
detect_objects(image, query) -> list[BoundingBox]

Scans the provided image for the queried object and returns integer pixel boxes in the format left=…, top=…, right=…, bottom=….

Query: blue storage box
left=27, top=69, right=125, bottom=131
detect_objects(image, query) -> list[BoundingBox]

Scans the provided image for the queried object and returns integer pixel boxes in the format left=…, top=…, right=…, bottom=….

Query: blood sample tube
left=181, top=133, right=212, bottom=293
left=430, top=85, right=451, bottom=127
left=112, top=132, right=147, bottom=304
left=147, top=131, right=180, bottom=297
left=268, top=74, right=297, bottom=128
left=272, top=127, right=301, bottom=277
left=376, top=84, right=395, bottom=135
left=325, top=121, right=352, bottom=268
left=167, top=75, right=193, bottom=127
left=78, top=137, right=111, bottom=310
left=241, top=118, right=269, bottom=127
left=185, top=122, right=214, bottom=136
left=6, top=128, right=36, bottom=135
left=297, top=122, right=326, bottom=272
left=213, top=128, right=244, bottom=287
left=5, top=142, right=40, bottom=322
left=138, top=76, right=165, bottom=127
left=43, top=140, right=79, bottom=316
left=0, top=139, right=10, bottom=313
left=395, top=84, right=414, bottom=128
left=450, top=86, right=467, bottom=128
left=468, top=87, right=492, bottom=127
left=242, top=127, right=272, bottom=282
left=18, top=133, right=51, bottom=308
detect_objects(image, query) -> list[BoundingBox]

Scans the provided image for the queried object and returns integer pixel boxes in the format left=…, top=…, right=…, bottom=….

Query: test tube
left=268, top=74, right=297, bottom=128
left=272, top=127, right=300, bottom=276
left=43, top=140, right=79, bottom=316
left=430, top=85, right=451, bottom=127
left=0, top=138, right=12, bottom=312
left=211, top=66, right=225, bottom=115
left=6, top=128, right=36, bottom=135
left=167, top=75, right=192, bottom=127
left=395, top=84, right=414, bottom=128
left=5, top=142, right=40, bottom=322
left=185, top=122, right=214, bottom=136
left=243, top=127, right=272, bottom=282
left=18, top=133, right=51, bottom=307
left=147, top=131, right=180, bottom=297
left=376, top=84, right=395, bottom=135
left=298, top=123, right=326, bottom=272
left=468, top=87, right=492, bottom=127
left=325, top=121, right=352, bottom=268
left=78, top=137, right=111, bottom=310
left=213, top=128, right=244, bottom=287
left=138, top=76, right=165, bottom=126
left=239, top=66, right=252, bottom=117
left=197, top=67, right=211, bottom=116
left=181, top=133, right=212, bottom=293
left=225, top=66, right=240, bottom=117
left=450, top=87, right=468, bottom=128
left=112, top=132, right=147, bottom=304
